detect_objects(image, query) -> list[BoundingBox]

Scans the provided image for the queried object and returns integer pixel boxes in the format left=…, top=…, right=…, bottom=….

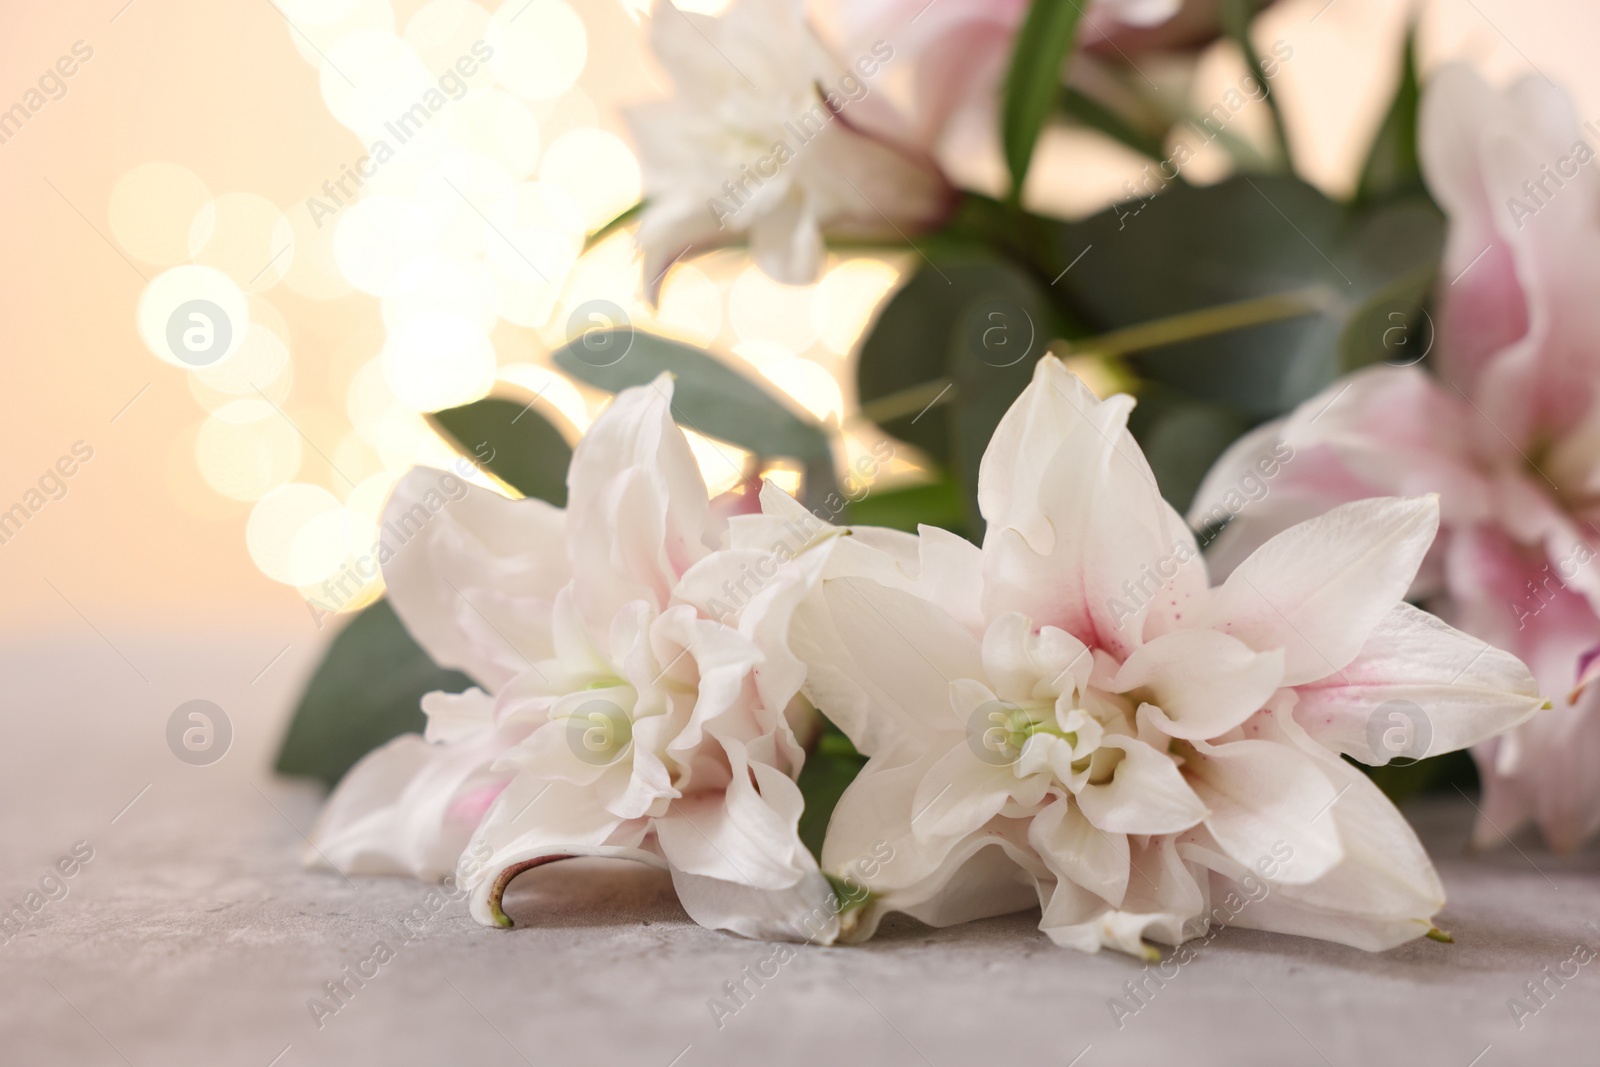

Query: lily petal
left=1114, top=630, right=1285, bottom=740
left=1201, top=496, right=1440, bottom=686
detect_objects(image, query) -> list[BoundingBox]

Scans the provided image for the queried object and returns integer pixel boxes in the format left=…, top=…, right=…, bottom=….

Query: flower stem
left=854, top=285, right=1333, bottom=426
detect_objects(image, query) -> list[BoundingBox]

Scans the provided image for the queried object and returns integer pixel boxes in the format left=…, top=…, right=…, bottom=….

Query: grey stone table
left=2, top=633, right=1597, bottom=1066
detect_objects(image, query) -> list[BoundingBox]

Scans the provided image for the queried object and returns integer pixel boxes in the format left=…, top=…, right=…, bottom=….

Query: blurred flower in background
left=115, top=0, right=920, bottom=622
left=1191, top=63, right=1600, bottom=852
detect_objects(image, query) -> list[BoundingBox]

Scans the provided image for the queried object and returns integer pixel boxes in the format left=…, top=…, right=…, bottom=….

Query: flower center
left=555, top=688, right=636, bottom=767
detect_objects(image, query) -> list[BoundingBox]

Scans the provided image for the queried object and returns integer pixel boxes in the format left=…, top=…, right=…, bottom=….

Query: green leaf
left=856, top=255, right=1060, bottom=535
left=428, top=396, right=573, bottom=507
left=552, top=328, right=832, bottom=462
left=1128, top=389, right=1251, bottom=513
left=796, top=722, right=868, bottom=861
left=275, top=599, right=474, bottom=788
left=845, top=478, right=967, bottom=536
left=1338, top=260, right=1439, bottom=373
left=1056, top=175, right=1444, bottom=417
left=584, top=200, right=645, bottom=253
left=1354, top=25, right=1426, bottom=209
left=1001, top=0, right=1088, bottom=198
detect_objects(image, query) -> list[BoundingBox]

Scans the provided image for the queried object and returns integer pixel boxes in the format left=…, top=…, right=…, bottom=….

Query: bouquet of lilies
left=276, top=0, right=1600, bottom=958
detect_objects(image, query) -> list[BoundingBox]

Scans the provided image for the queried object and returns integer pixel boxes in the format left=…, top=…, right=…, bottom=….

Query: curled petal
left=1115, top=630, right=1284, bottom=741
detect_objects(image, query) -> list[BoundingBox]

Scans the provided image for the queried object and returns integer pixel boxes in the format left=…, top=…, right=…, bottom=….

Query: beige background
left=0, top=0, right=1595, bottom=641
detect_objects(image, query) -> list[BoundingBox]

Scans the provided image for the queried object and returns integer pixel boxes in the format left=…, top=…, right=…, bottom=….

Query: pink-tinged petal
left=447, top=782, right=507, bottom=826
left=1114, top=630, right=1284, bottom=741
left=1200, top=496, right=1440, bottom=686
left=1073, top=736, right=1208, bottom=836
left=565, top=377, right=715, bottom=627
left=462, top=774, right=654, bottom=927
left=1187, top=722, right=1447, bottom=951
left=1295, top=601, right=1544, bottom=765
left=1190, top=369, right=1489, bottom=591
left=1423, top=65, right=1600, bottom=445
left=1182, top=738, right=1343, bottom=885
left=1569, top=641, right=1600, bottom=703
left=1521, top=684, right=1600, bottom=853
left=309, top=715, right=519, bottom=881
left=381, top=467, right=568, bottom=693
left=1468, top=736, right=1537, bottom=848
left=1420, top=64, right=1532, bottom=396
left=979, top=356, right=1205, bottom=658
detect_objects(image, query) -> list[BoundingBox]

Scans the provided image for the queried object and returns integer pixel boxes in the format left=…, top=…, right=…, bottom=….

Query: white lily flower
left=625, top=0, right=954, bottom=290
left=778, top=355, right=1546, bottom=957
left=308, top=376, right=845, bottom=943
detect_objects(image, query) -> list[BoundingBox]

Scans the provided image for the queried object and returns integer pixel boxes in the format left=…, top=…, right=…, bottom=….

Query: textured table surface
left=2, top=633, right=1598, bottom=1067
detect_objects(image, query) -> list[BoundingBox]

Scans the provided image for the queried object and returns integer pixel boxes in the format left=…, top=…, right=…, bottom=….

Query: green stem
left=1221, top=0, right=1292, bottom=173
left=1060, top=286, right=1333, bottom=359
left=853, top=285, right=1332, bottom=425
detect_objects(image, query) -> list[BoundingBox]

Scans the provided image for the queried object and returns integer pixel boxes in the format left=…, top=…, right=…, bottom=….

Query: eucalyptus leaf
left=552, top=327, right=840, bottom=508
left=275, top=599, right=473, bottom=788
left=1127, top=388, right=1251, bottom=513
left=945, top=268, right=1058, bottom=534
left=553, top=328, right=831, bottom=462
left=857, top=255, right=1058, bottom=472
left=1056, top=175, right=1444, bottom=416
left=1001, top=0, right=1088, bottom=198
left=428, top=397, right=573, bottom=507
